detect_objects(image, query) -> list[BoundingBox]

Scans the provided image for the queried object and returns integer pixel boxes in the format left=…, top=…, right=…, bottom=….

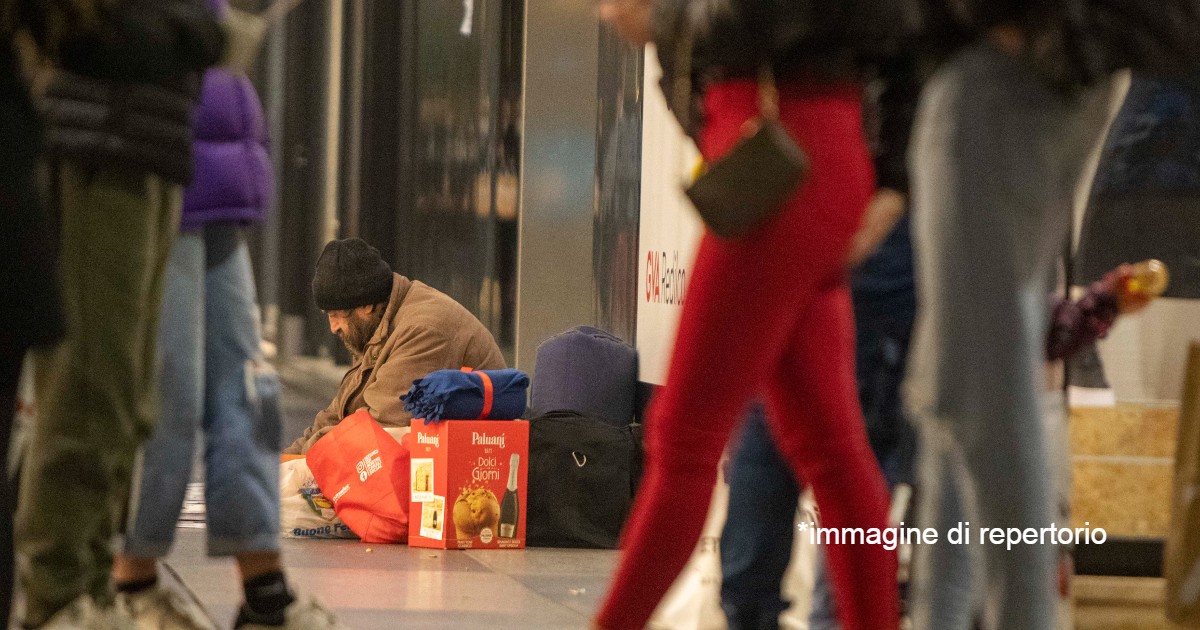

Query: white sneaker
left=117, top=585, right=217, bottom=630
left=238, top=595, right=346, bottom=630
left=34, top=596, right=133, bottom=630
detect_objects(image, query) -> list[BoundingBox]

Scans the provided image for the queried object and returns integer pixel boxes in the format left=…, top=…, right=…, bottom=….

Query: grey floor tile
left=165, top=529, right=604, bottom=629
left=506, top=573, right=613, bottom=617
left=332, top=608, right=587, bottom=630
left=464, top=548, right=618, bottom=578
left=279, top=540, right=491, bottom=573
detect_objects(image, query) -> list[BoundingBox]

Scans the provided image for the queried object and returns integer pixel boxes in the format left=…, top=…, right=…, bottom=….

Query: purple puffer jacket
left=182, top=0, right=273, bottom=231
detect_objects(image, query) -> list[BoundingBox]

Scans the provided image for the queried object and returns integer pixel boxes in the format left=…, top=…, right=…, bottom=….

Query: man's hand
left=598, top=0, right=654, bottom=46
left=846, top=188, right=906, bottom=269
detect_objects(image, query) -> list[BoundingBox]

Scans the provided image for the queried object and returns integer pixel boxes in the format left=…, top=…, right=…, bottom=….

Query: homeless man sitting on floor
left=283, top=238, right=506, bottom=454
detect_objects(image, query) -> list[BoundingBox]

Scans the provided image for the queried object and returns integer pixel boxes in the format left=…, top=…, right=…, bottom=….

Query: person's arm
left=282, top=396, right=342, bottom=455
left=846, top=187, right=906, bottom=268
left=361, top=326, right=457, bottom=428
left=1045, top=266, right=1144, bottom=361
left=848, top=52, right=921, bottom=267
left=282, top=326, right=466, bottom=453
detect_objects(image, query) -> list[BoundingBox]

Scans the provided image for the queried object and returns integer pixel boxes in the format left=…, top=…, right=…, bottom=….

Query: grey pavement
left=164, top=529, right=617, bottom=630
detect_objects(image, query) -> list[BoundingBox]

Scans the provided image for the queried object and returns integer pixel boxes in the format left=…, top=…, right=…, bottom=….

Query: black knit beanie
left=312, top=238, right=394, bottom=311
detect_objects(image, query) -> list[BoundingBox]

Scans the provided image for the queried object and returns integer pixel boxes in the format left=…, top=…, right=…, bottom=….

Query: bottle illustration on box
left=419, top=496, right=446, bottom=540
left=499, top=453, right=520, bottom=538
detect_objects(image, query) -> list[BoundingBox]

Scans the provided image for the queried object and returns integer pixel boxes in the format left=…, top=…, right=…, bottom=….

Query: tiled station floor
left=165, top=529, right=617, bottom=630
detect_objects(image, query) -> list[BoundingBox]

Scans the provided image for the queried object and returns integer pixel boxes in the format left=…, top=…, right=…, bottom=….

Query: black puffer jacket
left=41, top=71, right=201, bottom=185
left=16, top=0, right=225, bottom=85
left=651, top=0, right=941, bottom=190
left=24, top=0, right=224, bottom=185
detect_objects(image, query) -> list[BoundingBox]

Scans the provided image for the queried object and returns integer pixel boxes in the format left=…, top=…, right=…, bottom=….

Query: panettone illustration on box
left=453, top=486, right=501, bottom=542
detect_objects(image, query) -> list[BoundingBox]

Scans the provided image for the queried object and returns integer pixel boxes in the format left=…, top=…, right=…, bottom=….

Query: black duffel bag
left=527, top=410, right=644, bottom=548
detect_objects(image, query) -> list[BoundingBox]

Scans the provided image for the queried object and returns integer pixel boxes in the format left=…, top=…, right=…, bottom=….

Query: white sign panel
left=636, top=47, right=704, bottom=385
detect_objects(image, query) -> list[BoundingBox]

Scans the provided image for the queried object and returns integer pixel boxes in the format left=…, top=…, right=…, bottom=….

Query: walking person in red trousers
left=592, top=1, right=910, bottom=628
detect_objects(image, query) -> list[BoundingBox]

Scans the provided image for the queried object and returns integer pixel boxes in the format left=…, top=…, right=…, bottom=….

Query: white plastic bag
left=647, top=466, right=730, bottom=630
left=646, top=463, right=817, bottom=630
left=279, top=457, right=357, bottom=540
left=779, top=494, right=818, bottom=630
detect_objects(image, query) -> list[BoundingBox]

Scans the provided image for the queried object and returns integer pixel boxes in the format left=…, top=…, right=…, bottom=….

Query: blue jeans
left=124, top=230, right=282, bottom=557
left=720, top=311, right=914, bottom=630
left=906, top=44, right=1111, bottom=630
left=720, top=407, right=800, bottom=630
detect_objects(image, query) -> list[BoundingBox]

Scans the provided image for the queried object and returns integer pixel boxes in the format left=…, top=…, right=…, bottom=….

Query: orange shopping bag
left=307, top=410, right=411, bottom=543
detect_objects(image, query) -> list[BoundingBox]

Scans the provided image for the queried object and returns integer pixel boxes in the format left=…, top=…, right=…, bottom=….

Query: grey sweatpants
left=904, top=42, right=1112, bottom=630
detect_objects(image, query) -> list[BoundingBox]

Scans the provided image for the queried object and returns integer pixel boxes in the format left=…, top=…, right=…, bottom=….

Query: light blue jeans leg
left=910, top=424, right=980, bottom=630
left=124, top=233, right=205, bottom=558
left=904, top=42, right=1112, bottom=630
left=202, top=239, right=281, bottom=555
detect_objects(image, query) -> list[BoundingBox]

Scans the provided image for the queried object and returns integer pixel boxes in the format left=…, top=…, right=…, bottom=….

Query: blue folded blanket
left=402, top=369, right=529, bottom=424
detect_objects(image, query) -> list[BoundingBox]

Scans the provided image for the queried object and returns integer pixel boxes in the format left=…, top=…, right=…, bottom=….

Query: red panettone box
left=408, top=419, right=529, bottom=549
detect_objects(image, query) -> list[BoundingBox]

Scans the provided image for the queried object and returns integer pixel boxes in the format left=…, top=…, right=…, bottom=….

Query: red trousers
left=595, top=79, right=898, bottom=630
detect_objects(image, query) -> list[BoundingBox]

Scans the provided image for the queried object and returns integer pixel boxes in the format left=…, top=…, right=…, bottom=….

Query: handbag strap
left=459, top=367, right=495, bottom=419
left=756, top=66, right=779, bottom=122
left=740, top=0, right=780, bottom=122
left=671, top=22, right=696, bottom=132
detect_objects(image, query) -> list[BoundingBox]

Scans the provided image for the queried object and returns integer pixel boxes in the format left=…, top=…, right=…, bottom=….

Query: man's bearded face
left=331, top=306, right=384, bottom=357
